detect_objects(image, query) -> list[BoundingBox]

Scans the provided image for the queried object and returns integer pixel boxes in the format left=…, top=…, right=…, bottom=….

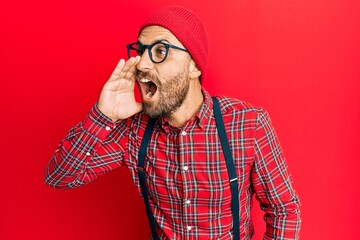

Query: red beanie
left=139, top=6, right=209, bottom=80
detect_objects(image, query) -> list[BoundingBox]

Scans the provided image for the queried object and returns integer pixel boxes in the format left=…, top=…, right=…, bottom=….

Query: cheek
left=165, top=63, right=190, bottom=79
left=155, top=59, right=191, bottom=87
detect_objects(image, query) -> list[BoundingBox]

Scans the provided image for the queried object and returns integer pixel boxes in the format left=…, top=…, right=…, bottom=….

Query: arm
left=251, top=110, right=301, bottom=240
left=44, top=105, right=128, bottom=189
left=45, top=57, right=142, bottom=189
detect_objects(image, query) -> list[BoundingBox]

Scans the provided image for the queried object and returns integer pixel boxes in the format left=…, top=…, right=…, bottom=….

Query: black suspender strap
left=212, top=97, right=240, bottom=240
left=137, top=97, right=239, bottom=240
left=138, top=117, right=159, bottom=240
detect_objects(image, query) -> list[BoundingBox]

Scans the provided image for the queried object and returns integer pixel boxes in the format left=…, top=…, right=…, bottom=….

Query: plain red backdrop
left=1, top=0, right=360, bottom=239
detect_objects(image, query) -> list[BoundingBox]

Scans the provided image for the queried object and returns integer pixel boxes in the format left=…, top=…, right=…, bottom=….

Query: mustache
left=135, top=71, right=159, bottom=83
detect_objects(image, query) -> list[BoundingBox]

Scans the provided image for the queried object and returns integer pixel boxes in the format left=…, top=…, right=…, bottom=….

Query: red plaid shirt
left=45, top=89, right=301, bottom=239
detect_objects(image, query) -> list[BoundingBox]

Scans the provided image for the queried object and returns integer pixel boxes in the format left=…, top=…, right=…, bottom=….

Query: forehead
left=138, top=25, right=184, bottom=47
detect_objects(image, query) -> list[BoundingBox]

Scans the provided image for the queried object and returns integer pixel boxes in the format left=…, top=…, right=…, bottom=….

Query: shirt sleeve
left=44, top=104, right=129, bottom=189
left=251, top=110, right=301, bottom=239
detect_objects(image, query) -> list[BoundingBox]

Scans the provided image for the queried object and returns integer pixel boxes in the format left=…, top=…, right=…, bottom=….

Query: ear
left=189, top=59, right=201, bottom=79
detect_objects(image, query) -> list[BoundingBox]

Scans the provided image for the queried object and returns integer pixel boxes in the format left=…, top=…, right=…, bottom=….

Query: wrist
left=96, top=103, right=118, bottom=123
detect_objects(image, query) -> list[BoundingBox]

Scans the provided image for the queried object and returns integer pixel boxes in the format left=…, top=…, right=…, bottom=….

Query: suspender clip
left=230, top=177, right=238, bottom=183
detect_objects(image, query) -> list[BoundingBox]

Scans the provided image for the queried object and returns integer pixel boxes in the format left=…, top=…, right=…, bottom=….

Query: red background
left=1, top=0, right=360, bottom=239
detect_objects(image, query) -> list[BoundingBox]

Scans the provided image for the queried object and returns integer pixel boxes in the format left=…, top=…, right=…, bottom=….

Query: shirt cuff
left=82, top=103, right=116, bottom=141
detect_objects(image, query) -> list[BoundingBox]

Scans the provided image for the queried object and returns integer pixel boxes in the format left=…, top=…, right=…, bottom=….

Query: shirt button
left=86, top=152, right=91, bottom=156
left=185, top=200, right=191, bottom=205
left=186, top=226, right=192, bottom=231
left=183, top=166, right=189, bottom=171
left=105, top=126, right=111, bottom=131
left=181, top=131, right=187, bottom=136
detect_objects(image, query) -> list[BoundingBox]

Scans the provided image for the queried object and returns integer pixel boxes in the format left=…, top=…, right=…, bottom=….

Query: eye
left=135, top=45, right=144, bottom=56
left=152, top=43, right=167, bottom=58
left=157, top=48, right=166, bottom=56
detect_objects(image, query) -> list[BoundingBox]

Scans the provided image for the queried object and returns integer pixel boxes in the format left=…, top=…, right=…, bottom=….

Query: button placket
left=179, top=127, right=193, bottom=233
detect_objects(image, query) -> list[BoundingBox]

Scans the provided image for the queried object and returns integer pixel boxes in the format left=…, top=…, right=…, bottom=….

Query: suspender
left=138, top=117, right=159, bottom=239
left=137, top=97, right=239, bottom=240
left=212, top=97, right=240, bottom=240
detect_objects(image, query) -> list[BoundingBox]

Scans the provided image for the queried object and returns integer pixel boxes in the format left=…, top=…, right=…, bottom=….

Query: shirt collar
left=158, top=87, right=213, bottom=132
left=195, top=87, right=213, bottom=129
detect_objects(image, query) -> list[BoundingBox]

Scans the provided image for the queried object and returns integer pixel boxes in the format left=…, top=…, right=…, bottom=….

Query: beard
left=137, top=69, right=190, bottom=119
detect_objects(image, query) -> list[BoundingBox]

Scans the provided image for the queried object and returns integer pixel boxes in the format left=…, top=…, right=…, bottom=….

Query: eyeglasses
left=126, top=41, right=189, bottom=63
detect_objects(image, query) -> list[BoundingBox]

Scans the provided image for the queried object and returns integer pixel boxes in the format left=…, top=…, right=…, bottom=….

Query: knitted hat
left=139, top=6, right=208, bottom=80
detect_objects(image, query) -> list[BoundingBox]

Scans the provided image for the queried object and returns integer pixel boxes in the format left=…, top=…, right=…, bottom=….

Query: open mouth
left=138, top=79, right=158, bottom=99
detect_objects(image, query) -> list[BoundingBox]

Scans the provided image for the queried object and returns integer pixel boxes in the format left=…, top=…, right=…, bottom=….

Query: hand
left=98, top=56, right=142, bottom=122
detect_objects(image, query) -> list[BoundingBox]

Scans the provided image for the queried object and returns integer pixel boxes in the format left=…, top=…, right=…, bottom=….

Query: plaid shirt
left=45, top=89, right=301, bottom=239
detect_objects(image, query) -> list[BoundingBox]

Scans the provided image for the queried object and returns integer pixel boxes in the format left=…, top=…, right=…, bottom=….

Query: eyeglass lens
left=128, top=42, right=168, bottom=63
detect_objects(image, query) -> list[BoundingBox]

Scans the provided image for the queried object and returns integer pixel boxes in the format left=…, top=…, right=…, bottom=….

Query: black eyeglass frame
left=126, top=41, right=189, bottom=63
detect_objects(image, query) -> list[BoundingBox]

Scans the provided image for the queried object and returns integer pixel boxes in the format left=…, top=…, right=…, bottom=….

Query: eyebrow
left=155, top=38, right=171, bottom=44
left=138, top=38, right=172, bottom=45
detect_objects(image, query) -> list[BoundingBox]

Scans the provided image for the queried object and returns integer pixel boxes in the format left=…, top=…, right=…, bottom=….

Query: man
left=45, top=6, right=301, bottom=240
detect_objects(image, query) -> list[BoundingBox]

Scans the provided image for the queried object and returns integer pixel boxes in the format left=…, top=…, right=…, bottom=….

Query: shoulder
left=214, top=95, right=264, bottom=116
left=211, top=95, right=267, bottom=130
left=214, top=96, right=278, bottom=134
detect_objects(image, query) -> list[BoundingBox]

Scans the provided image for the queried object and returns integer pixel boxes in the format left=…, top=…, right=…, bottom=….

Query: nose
left=136, top=49, right=154, bottom=72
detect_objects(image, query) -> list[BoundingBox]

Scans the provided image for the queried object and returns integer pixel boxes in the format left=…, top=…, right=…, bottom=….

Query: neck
left=167, top=79, right=203, bottom=128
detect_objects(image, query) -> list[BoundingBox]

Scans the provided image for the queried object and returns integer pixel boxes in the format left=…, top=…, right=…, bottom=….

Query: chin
left=143, top=103, right=161, bottom=118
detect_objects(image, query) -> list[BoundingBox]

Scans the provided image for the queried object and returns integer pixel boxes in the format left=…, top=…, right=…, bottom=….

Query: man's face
left=135, top=25, right=192, bottom=118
